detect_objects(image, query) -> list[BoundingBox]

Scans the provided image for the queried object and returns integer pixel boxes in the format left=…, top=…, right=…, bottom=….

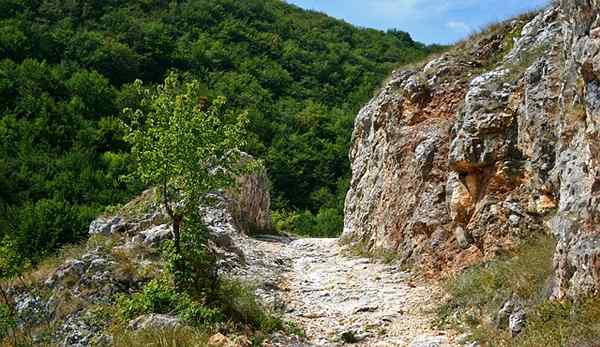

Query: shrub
left=116, top=278, right=179, bottom=320
left=116, top=278, right=222, bottom=327
left=0, top=304, right=15, bottom=341
left=272, top=208, right=343, bottom=237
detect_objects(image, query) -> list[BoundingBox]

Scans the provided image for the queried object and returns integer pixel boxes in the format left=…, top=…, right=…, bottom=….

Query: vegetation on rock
left=437, top=234, right=600, bottom=346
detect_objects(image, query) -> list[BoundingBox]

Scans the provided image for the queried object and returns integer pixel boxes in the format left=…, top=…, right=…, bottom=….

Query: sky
left=285, top=0, right=551, bottom=45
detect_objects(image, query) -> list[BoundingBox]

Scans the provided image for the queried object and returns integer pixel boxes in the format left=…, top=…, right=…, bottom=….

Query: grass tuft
left=436, top=234, right=600, bottom=346
left=112, top=326, right=210, bottom=347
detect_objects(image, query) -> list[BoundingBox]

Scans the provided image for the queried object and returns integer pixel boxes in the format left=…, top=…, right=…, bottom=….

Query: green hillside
left=0, top=0, right=434, bottom=263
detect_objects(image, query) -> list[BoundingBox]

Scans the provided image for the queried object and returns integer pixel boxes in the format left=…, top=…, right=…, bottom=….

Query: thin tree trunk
left=172, top=215, right=182, bottom=256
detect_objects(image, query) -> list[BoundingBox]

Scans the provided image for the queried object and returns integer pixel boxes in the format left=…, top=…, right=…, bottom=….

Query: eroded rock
left=342, top=5, right=576, bottom=281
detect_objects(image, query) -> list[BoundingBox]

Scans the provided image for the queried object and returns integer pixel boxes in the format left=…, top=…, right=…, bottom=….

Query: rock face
left=230, top=153, right=273, bottom=234
left=344, top=2, right=600, bottom=298
left=343, top=10, right=558, bottom=272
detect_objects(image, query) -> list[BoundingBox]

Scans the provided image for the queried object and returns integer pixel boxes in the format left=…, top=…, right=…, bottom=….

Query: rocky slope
left=7, top=158, right=275, bottom=346
left=343, top=1, right=600, bottom=299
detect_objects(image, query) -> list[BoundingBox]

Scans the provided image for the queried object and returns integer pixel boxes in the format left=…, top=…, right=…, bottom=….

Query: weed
left=213, top=279, right=284, bottom=333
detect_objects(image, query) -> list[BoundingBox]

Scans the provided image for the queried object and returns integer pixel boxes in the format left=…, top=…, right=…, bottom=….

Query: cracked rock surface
left=246, top=237, right=457, bottom=346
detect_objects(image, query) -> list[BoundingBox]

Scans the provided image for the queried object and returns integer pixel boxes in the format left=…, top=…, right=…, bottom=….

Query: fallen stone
left=208, top=332, right=231, bottom=347
left=409, top=335, right=450, bottom=347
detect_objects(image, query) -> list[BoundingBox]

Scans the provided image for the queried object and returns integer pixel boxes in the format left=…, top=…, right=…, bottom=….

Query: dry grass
left=118, top=188, right=158, bottom=219
left=112, top=326, right=211, bottom=347
left=3, top=234, right=119, bottom=291
left=434, top=234, right=600, bottom=346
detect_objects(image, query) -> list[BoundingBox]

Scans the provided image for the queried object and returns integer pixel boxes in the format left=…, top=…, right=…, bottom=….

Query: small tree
left=124, top=72, right=248, bottom=259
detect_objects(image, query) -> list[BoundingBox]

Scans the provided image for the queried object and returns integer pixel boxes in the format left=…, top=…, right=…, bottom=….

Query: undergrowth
left=112, top=326, right=211, bottom=347
left=437, top=234, right=600, bottom=346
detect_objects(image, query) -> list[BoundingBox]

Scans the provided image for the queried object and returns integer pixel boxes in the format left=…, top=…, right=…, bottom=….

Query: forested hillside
left=0, top=0, right=435, bottom=264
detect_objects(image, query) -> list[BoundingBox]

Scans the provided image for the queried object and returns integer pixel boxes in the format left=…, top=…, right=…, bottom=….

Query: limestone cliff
left=344, top=1, right=600, bottom=298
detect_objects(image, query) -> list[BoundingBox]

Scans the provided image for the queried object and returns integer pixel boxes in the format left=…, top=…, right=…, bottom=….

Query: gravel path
left=242, top=237, right=458, bottom=346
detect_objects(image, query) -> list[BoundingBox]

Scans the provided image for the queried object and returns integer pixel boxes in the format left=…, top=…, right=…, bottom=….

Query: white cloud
left=447, top=20, right=471, bottom=32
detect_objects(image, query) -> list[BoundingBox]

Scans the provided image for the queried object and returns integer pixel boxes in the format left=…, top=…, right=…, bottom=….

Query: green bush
left=116, top=278, right=223, bottom=327
left=0, top=303, right=16, bottom=341
left=272, top=207, right=343, bottom=237
left=160, top=215, right=218, bottom=299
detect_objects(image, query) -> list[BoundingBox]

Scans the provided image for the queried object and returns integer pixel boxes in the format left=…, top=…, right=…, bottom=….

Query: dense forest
left=0, top=0, right=437, bottom=265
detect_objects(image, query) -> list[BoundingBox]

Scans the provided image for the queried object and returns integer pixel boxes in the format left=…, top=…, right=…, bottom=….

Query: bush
left=116, top=278, right=223, bottom=327
left=272, top=207, right=343, bottom=237
left=0, top=304, right=15, bottom=341
left=161, top=216, right=218, bottom=299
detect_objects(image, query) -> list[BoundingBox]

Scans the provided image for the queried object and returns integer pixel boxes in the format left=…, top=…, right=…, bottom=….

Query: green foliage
left=161, top=217, right=218, bottom=299
left=213, top=279, right=284, bottom=333
left=0, top=303, right=16, bottom=341
left=439, top=235, right=555, bottom=323
left=0, top=0, right=433, bottom=265
left=124, top=72, right=247, bottom=288
left=0, top=58, right=142, bottom=265
left=116, top=278, right=223, bottom=327
left=0, top=237, right=28, bottom=281
left=116, top=276, right=288, bottom=336
left=273, top=207, right=344, bottom=237
left=124, top=72, right=248, bottom=219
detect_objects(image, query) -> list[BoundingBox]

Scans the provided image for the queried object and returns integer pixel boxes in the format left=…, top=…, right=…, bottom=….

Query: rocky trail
left=237, top=236, right=458, bottom=346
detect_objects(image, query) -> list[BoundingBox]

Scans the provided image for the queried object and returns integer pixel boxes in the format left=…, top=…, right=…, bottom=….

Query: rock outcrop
left=551, top=0, right=600, bottom=299
left=344, top=1, right=600, bottom=298
left=10, top=157, right=273, bottom=346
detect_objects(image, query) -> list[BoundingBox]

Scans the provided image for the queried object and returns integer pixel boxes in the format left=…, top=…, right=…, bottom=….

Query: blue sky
left=285, top=0, right=551, bottom=44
